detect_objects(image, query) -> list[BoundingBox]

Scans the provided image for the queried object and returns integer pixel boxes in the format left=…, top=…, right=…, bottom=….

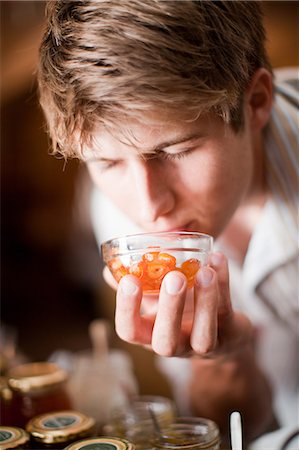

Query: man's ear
left=245, top=68, right=273, bottom=132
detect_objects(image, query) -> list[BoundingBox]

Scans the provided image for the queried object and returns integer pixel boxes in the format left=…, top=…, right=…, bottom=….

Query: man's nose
left=131, top=159, right=175, bottom=224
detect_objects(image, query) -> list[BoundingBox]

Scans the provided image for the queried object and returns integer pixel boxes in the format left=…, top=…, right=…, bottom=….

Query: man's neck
left=220, top=132, right=268, bottom=265
left=219, top=192, right=268, bottom=266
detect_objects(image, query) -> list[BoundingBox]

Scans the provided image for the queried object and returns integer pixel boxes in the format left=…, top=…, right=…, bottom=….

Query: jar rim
left=7, top=362, right=68, bottom=392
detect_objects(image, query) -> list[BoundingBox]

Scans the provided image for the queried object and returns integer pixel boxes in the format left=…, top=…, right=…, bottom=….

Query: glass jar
left=0, top=426, right=30, bottom=449
left=150, top=417, right=220, bottom=450
left=64, top=436, right=136, bottom=450
left=26, top=410, right=96, bottom=449
left=4, top=362, right=72, bottom=427
left=0, top=377, right=14, bottom=426
left=103, top=395, right=176, bottom=449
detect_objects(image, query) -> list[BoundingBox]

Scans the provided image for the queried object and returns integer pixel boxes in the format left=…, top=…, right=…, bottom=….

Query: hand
left=112, top=252, right=253, bottom=358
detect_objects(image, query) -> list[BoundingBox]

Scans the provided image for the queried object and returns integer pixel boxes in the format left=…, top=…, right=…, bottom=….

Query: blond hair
left=38, top=0, right=271, bottom=158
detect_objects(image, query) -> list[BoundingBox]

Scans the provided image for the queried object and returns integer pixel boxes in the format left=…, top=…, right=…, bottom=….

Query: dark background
left=1, top=1, right=298, bottom=395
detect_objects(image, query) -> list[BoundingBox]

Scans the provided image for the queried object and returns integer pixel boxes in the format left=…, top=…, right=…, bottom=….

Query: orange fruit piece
left=109, top=252, right=201, bottom=292
left=146, top=262, right=170, bottom=280
left=157, top=252, right=176, bottom=268
left=180, top=258, right=201, bottom=287
left=108, top=258, right=129, bottom=282
left=129, top=261, right=145, bottom=278
left=142, top=251, right=160, bottom=262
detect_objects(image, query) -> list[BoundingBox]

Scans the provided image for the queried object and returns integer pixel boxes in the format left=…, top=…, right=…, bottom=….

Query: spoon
left=147, top=403, right=168, bottom=442
left=230, top=411, right=243, bottom=450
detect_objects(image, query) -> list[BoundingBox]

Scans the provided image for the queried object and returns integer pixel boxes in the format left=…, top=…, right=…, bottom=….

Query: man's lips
left=162, top=222, right=197, bottom=233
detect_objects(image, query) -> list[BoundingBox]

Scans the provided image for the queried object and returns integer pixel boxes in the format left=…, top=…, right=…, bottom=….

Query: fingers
left=209, top=252, right=233, bottom=320
left=115, top=253, right=238, bottom=358
left=207, top=252, right=253, bottom=351
left=115, top=275, right=153, bottom=345
left=115, top=272, right=189, bottom=355
left=151, top=271, right=187, bottom=356
left=190, top=266, right=218, bottom=354
left=190, top=253, right=233, bottom=355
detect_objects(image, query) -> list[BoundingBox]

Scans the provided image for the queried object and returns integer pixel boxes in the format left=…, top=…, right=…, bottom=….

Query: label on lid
left=26, top=410, right=95, bottom=444
left=64, top=436, right=136, bottom=450
left=40, top=414, right=79, bottom=428
left=0, top=427, right=29, bottom=449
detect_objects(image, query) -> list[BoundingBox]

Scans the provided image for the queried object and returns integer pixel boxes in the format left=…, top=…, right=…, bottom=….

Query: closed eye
left=87, top=157, right=122, bottom=172
left=157, top=147, right=195, bottom=161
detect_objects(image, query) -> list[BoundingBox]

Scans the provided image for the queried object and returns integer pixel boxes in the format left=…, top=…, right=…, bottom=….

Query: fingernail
left=197, top=267, right=214, bottom=286
left=120, top=277, right=138, bottom=295
left=210, top=252, right=223, bottom=267
left=164, top=272, right=185, bottom=295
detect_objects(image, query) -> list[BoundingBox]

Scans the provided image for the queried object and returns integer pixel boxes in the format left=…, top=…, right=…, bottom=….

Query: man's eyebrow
left=144, top=132, right=205, bottom=153
left=85, top=155, right=113, bottom=163
left=85, top=132, right=205, bottom=162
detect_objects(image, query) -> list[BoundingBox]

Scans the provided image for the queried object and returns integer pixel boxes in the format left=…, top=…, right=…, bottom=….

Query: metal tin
left=0, top=426, right=30, bottom=449
left=7, top=362, right=68, bottom=393
left=26, top=410, right=95, bottom=446
left=64, top=436, right=136, bottom=450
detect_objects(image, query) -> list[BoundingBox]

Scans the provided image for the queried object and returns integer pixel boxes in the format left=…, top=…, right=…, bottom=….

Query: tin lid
left=26, top=410, right=96, bottom=444
left=64, top=436, right=136, bottom=450
left=7, top=362, right=68, bottom=393
left=0, top=426, right=30, bottom=449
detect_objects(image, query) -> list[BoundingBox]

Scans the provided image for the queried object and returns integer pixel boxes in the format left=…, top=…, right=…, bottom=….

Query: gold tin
left=0, top=426, right=30, bottom=449
left=64, top=436, right=136, bottom=450
left=26, top=410, right=95, bottom=446
left=7, top=362, right=68, bottom=393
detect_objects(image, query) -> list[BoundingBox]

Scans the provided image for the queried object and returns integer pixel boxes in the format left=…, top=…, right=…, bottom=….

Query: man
left=38, top=1, right=298, bottom=446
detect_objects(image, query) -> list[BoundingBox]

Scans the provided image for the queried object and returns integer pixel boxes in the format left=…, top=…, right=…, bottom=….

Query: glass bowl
left=101, top=231, right=213, bottom=294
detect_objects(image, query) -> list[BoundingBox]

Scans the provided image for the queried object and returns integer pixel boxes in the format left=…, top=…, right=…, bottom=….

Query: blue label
left=79, top=445, right=117, bottom=450
left=0, top=431, right=13, bottom=442
left=43, top=416, right=77, bottom=428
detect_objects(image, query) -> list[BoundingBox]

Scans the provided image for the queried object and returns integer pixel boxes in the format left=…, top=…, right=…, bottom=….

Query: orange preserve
left=108, top=251, right=201, bottom=293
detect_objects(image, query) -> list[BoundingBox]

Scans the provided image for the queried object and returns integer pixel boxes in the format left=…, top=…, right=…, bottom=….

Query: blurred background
left=1, top=1, right=298, bottom=397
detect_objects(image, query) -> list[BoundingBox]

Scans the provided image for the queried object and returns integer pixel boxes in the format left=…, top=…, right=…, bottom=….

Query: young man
left=38, top=1, right=298, bottom=446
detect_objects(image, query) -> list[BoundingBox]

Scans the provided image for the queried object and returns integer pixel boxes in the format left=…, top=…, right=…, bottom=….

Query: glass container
left=151, top=417, right=220, bottom=449
left=102, top=232, right=213, bottom=294
left=103, top=395, right=177, bottom=450
left=4, top=362, right=72, bottom=427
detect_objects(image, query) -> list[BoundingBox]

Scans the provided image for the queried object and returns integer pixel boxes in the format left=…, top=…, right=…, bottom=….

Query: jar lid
left=0, top=377, right=13, bottom=402
left=26, top=410, right=95, bottom=444
left=7, top=362, right=68, bottom=392
left=64, top=437, right=136, bottom=450
left=0, top=426, right=29, bottom=449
